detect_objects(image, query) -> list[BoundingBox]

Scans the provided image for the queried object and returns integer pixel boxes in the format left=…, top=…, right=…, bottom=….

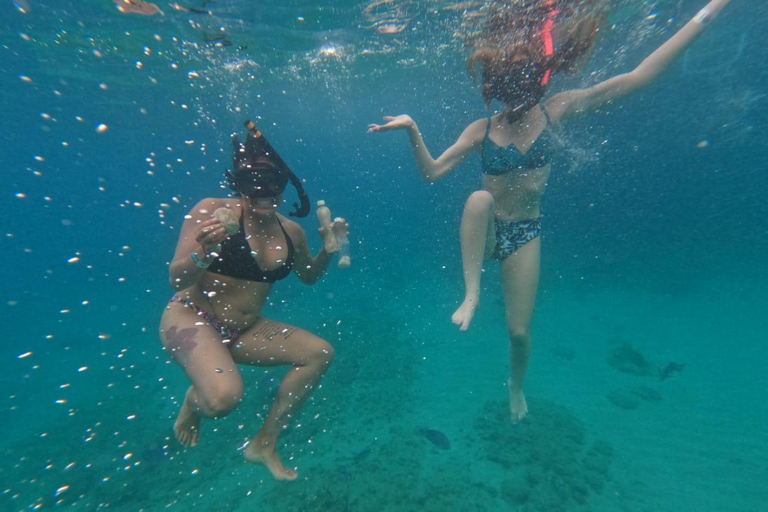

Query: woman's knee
left=198, top=380, right=243, bottom=417
left=310, top=340, right=335, bottom=367
left=507, top=326, right=531, bottom=345
left=465, top=190, right=494, bottom=215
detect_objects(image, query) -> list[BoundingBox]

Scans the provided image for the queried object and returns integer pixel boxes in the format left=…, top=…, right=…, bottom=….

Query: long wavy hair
left=467, top=0, right=609, bottom=113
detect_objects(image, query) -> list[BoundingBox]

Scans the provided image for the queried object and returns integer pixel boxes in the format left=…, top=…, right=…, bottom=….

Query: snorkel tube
left=226, top=120, right=311, bottom=218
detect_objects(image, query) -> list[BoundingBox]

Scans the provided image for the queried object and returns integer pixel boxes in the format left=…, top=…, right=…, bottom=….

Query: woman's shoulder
left=461, top=117, right=491, bottom=145
left=193, top=197, right=241, bottom=210
left=277, top=214, right=306, bottom=241
left=187, top=197, right=241, bottom=219
left=469, top=116, right=491, bottom=131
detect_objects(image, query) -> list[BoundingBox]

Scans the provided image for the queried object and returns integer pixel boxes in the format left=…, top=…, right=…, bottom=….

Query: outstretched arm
left=368, top=115, right=485, bottom=183
left=550, top=0, right=732, bottom=120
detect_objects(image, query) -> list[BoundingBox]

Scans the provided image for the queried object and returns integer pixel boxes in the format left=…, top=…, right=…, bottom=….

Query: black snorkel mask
left=225, top=120, right=310, bottom=218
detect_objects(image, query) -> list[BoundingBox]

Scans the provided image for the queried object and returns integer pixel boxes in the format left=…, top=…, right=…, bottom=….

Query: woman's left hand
left=318, top=218, right=349, bottom=242
left=330, top=218, right=349, bottom=239
left=367, top=115, right=415, bottom=133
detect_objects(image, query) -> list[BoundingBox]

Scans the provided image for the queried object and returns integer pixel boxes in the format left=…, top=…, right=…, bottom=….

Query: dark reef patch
left=474, top=400, right=618, bottom=511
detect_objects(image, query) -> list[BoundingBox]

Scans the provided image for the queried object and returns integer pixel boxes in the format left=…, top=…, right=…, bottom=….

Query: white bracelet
left=693, top=6, right=712, bottom=25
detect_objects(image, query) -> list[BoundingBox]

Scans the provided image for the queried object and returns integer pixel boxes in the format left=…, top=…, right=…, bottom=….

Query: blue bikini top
left=207, top=213, right=295, bottom=283
left=481, top=107, right=556, bottom=175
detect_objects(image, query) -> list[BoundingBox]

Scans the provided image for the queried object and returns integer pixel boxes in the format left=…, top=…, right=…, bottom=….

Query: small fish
left=203, top=34, right=233, bottom=47
left=352, top=447, right=372, bottom=462
left=659, top=362, right=686, bottom=380
left=114, top=0, right=162, bottom=16
left=417, top=427, right=451, bottom=450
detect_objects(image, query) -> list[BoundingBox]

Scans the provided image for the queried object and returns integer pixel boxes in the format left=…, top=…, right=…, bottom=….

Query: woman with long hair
left=369, top=0, right=732, bottom=422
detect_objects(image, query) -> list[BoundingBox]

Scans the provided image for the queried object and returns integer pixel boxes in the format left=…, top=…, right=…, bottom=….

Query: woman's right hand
left=195, top=218, right=227, bottom=255
left=367, top=115, right=415, bottom=133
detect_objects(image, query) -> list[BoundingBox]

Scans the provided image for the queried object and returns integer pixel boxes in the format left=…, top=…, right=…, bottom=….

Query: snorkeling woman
left=160, top=121, right=348, bottom=480
left=369, top=0, right=732, bottom=422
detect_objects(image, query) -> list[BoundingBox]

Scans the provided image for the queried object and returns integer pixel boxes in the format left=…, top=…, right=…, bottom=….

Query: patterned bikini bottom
left=169, top=295, right=242, bottom=344
left=491, top=217, right=542, bottom=261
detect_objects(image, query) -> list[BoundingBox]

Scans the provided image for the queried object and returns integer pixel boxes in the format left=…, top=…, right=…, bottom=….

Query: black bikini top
left=207, top=213, right=295, bottom=283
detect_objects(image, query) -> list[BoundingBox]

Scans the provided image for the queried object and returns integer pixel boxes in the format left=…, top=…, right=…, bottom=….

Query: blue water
left=2, top=1, right=767, bottom=510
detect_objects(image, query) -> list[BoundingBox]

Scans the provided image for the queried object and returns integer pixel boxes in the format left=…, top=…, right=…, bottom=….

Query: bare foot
left=174, top=390, right=200, bottom=447
left=451, top=296, right=478, bottom=331
left=244, top=443, right=297, bottom=481
left=509, top=379, right=528, bottom=423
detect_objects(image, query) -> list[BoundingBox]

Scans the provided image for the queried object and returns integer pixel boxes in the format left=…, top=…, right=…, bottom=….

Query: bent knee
left=465, top=190, right=494, bottom=213
left=311, top=341, right=335, bottom=366
left=200, top=383, right=243, bottom=417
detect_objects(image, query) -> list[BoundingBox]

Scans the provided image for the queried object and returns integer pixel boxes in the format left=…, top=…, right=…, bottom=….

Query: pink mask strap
left=540, top=2, right=559, bottom=85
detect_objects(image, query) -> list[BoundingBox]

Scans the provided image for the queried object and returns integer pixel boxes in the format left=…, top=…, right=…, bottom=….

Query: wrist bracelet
left=190, top=251, right=212, bottom=269
left=693, top=6, right=712, bottom=25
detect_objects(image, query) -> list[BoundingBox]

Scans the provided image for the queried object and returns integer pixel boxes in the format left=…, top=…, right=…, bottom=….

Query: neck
left=503, top=103, right=539, bottom=126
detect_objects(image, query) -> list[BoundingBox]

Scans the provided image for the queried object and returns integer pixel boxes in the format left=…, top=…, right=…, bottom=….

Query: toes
left=176, top=427, right=199, bottom=447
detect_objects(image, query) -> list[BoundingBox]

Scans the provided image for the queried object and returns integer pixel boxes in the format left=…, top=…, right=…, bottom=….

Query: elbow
left=627, top=68, right=657, bottom=91
left=169, top=270, right=180, bottom=290
left=295, top=269, right=319, bottom=286
left=422, top=163, right=448, bottom=184
left=168, top=267, right=188, bottom=291
left=169, top=277, right=185, bottom=291
left=168, top=267, right=180, bottom=290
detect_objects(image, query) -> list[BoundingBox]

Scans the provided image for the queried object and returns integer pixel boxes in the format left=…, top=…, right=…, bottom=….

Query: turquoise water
left=2, top=1, right=767, bottom=510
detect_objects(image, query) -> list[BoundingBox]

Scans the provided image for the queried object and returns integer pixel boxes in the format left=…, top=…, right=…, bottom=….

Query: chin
left=249, top=198, right=280, bottom=212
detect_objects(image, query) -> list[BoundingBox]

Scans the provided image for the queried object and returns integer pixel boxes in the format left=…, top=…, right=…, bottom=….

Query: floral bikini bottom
left=169, top=295, right=242, bottom=344
left=491, top=217, right=542, bottom=261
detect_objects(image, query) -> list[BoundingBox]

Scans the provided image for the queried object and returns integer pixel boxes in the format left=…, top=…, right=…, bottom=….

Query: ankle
left=463, top=293, right=479, bottom=304
left=248, top=436, right=267, bottom=451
